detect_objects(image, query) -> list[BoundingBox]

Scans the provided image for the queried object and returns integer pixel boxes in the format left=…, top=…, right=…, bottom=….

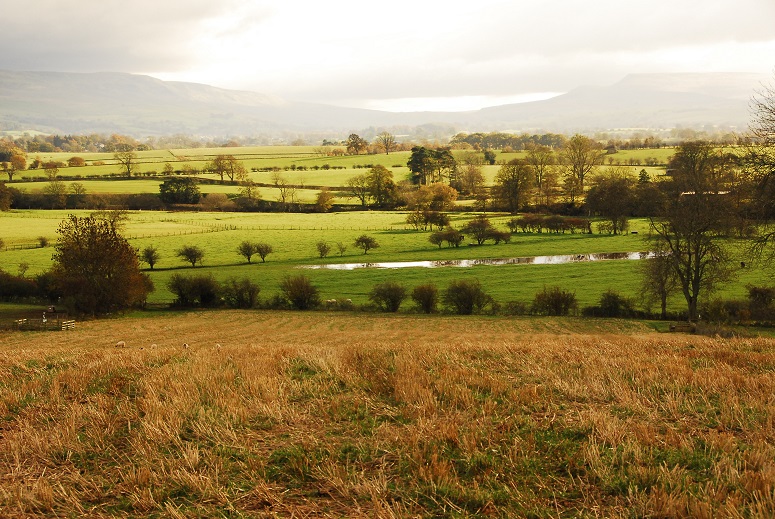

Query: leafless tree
left=114, top=150, right=138, bottom=177
left=374, top=131, right=397, bottom=155
left=649, top=141, right=736, bottom=321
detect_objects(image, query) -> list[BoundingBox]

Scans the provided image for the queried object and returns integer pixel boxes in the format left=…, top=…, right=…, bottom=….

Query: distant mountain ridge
left=0, top=70, right=767, bottom=137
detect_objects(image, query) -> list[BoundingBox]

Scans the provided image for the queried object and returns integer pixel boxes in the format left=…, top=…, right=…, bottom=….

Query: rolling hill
left=0, top=70, right=767, bottom=137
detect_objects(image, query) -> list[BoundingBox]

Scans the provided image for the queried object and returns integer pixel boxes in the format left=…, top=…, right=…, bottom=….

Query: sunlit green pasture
left=9, top=179, right=334, bottom=204
left=0, top=210, right=762, bottom=311
left=15, top=145, right=677, bottom=186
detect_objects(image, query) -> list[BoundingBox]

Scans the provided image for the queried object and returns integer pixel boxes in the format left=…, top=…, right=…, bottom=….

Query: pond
left=300, top=251, right=655, bottom=271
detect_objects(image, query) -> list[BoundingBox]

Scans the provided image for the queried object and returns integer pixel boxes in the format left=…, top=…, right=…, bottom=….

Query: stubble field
left=1, top=311, right=774, bottom=517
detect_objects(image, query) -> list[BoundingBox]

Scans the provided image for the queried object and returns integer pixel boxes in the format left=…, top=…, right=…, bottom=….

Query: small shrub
left=255, top=243, right=274, bottom=263
left=0, top=269, right=39, bottom=299
left=747, top=285, right=775, bottom=321
left=316, top=241, right=331, bottom=258
left=141, top=245, right=160, bottom=270
left=702, top=298, right=747, bottom=324
left=176, top=245, right=204, bottom=267
left=598, top=290, right=636, bottom=318
left=280, top=275, right=320, bottom=310
left=237, top=241, right=257, bottom=263
left=222, top=278, right=260, bottom=309
left=532, top=286, right=577, bottom=316
left=411, top=283, right=439, bottom=314
left=489, top=230, right=511, bottom=244
left=429, top=232, right=445, bottom=248
left=443, top=279, right=492, bottom=315
left=369, top=281, right=407, bottom=312
left=37, top=236, right=49, bottom=248
left=263, top=293, right=290, bottom=310
left=354, top=235, right=379, bottom=254
left=167, top=273, right=221, bottom=307
left=503, top=301, right=529, bottom=316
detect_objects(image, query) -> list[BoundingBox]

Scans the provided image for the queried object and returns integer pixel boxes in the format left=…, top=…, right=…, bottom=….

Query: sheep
left=150, top=343, right=157, bottom=349
left=115, top=340, right=126, bottom=348
left=182, top=343, right=189, bottom=349
left=215, top=343, right=221, bottom=349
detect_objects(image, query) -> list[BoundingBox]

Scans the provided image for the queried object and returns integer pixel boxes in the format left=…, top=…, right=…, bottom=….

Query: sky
left=3, top=0, right=775, bottom=112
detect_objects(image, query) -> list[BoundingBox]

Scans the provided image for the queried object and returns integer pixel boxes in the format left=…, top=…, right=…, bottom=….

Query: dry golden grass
left=1, top=311, right=774, bottom=517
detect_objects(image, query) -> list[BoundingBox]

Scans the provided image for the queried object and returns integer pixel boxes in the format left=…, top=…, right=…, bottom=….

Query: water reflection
left=301, top=252, right=655, bottom=271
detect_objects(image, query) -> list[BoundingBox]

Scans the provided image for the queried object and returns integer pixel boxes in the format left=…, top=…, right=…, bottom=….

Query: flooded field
left=301, top=251, right=654, bottom=270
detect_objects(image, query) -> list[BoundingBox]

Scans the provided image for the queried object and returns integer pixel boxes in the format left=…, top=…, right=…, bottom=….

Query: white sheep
left=115, top=340, right=126, bottom=348
left=183, top=343, right=189, bottom=349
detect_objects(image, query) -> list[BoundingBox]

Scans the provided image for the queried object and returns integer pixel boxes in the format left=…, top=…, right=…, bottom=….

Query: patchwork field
left=7, top=145, right=672, bottom=198
left=0, top=311, right=773, bottom=517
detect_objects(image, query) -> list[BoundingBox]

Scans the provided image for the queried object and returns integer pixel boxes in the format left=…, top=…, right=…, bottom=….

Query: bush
left=598, top=290, right=636, bottom=318
left=532, top=286, right=577, bottom=316
left=411, top=283, right=439, bottom=314
left=354, top=234, right=379, bottom=254
left=701, top=298, right=747, bottom=324
left=141, top=245, right=160, bottom=270
left=280, top=275, right=320, bottom=310
left=747, top=285, right=775, bottom=321
left=255, top=243, right=273, bottom=263
left=222, top=278, right=260, bottom=309
left=167, top=273, right=221, bottom=307
left=176, top=245, right=204, bottom=267
left=369, top=281, right=407, bottom=312
left=37, top=236, right=49, bottom=248
left=0, top=269, right=39, bottom=299
left=489, top=230, right=511, bottom=244
left=429, top=232, right=445, bottom=248
left=316, top=241, right=331, bottom=258
left=503, top=301, right=529, bottom=316
left=442, top=279, right=492, bottom=315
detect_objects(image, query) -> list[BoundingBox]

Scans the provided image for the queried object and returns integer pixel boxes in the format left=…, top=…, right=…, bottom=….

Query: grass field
left=0, top=311, right=774, bottom=517
left=8, top=145, right=674, bottom=199
left=0, top=210, right=762, bottom=310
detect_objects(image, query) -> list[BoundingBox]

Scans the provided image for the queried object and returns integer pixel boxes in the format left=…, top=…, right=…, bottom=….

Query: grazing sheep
left=183, top=343, right=189, bottom=349
left=150, top=343, right=157, bottom=349
left=215, top=343, right=221, bottom=349
left=115, top=340, right=126, bottom=348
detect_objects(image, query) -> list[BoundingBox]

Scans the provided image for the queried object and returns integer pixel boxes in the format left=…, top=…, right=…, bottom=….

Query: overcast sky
left=3, top=0, right=775, bottom=111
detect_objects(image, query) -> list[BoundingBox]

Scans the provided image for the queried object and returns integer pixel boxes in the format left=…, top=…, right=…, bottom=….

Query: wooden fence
left=13, top=318, right=75, bottom=331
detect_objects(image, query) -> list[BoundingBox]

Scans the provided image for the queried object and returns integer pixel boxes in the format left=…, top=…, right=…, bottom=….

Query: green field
left=0, top=209, right=763, bottom=312
left=7, top=146, right=673, bottom=199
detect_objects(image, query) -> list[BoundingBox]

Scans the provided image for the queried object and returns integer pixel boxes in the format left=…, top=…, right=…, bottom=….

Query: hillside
left=0, top=70, right=767, bottom=137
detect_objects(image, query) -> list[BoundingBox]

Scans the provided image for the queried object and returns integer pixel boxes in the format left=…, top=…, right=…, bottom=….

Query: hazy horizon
left=2, top=1, right=774, bottom=112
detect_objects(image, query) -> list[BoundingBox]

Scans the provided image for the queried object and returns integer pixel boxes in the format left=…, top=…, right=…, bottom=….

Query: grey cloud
left=0, top=0, right=272, bottom=72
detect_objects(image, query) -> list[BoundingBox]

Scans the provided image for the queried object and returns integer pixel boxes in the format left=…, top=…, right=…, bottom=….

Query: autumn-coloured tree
left=50, top=214, right=153, bottom=315
left=208, top=155, right=247, bottom=182
left=374, top=131, right=397, bottom=155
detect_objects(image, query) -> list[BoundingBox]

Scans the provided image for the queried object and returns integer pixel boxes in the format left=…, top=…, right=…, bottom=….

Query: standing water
left=300, top=252, right=655, bottom=271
